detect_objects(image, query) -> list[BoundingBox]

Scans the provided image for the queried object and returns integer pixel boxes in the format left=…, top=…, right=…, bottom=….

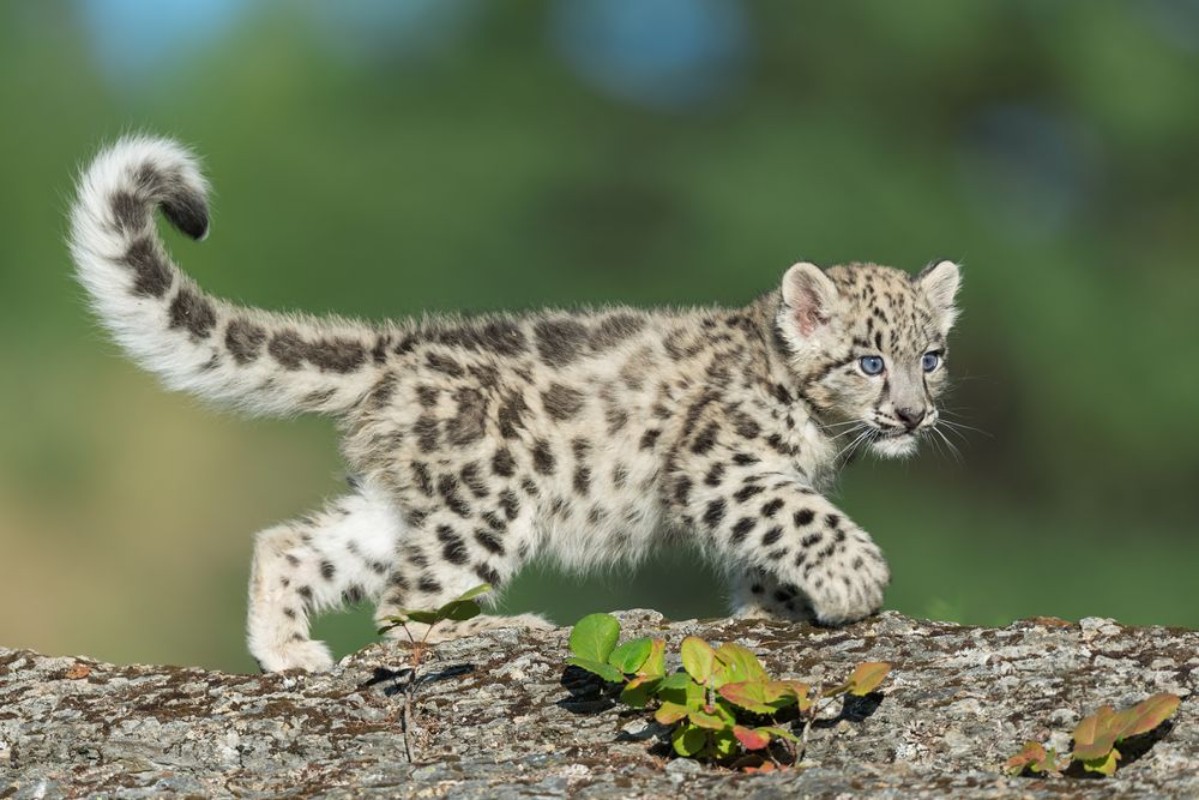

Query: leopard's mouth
left=868, top=426, right=920, bottom=458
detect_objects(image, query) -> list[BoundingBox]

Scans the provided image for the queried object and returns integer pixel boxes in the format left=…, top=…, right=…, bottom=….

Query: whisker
left=938, top=409, right=991, bottom=437
left=937, top=418, right=988, bottom=441
left=925, top=429, right=946, bottom=460
left=931, top=426, right=962, bottom=463
left=821, top=419, right=865, bottom=432
left=836, top=428, right=873, bottom=462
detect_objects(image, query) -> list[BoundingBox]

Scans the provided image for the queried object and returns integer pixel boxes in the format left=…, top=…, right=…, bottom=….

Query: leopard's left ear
left=917, top=259, right=961, bottom=332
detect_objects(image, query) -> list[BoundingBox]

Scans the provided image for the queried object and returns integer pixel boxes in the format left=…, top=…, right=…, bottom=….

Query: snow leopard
left=69, top=137, right=961, bottom=672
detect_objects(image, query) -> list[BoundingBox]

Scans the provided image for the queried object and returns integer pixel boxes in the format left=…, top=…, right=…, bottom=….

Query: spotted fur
left=70, top=138, right=961, bottom=672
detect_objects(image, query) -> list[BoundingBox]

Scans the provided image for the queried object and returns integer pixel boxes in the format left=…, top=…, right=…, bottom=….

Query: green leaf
left=569, top=613, right=621, bottom=663
left=435, top=599, right=482, bottom=622
left=390, top=609, right=441, bottom=626
left=708, top=698, right=737, bottom=726
left=846, top=662, right=891, bottom=696
left=710, top=728, right=739, bottom=758
left=452, top=583, right=493, bottom=603
left=657, top=672, right=696, bottom=692
left=1081, top=748, right=1120, bottom=776
left=688, top=709, right=728, bottom=731
left=608, top=637, right=653, bottom=674
left=713, top=642, right=768, bottom=686
left=655, top=701, right=690, bottom=725
left=671, top=724, right=708, bottom=758
left=732, top=725, right=771, bottom=751
left=566, top=656, right=625, bottom=684
left=1111, top=693, right=1181, bottom=741
left=1072, top=705, right=1120, bottom=761
left=619, top=675, right=661, bottom=708
left=680, top=637, right=717, bottom=684
left=640, top=639, right=667, bottom=680
left=657, top=673, right=704, bottom=709
left=387, top=594, right=490, bottom=627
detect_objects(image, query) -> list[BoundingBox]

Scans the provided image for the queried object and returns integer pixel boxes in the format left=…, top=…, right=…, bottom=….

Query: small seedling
left=377, top=584, right=492, bottom=761
left=379, top=583, right=493, bottom=670
left=566, top=613, right=890, bottom=769
left=1005, top=693, right=1181, bottom=778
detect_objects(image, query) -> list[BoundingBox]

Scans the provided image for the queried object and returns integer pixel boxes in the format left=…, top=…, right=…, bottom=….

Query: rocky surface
left=1, top=610, right=1195, bottom=798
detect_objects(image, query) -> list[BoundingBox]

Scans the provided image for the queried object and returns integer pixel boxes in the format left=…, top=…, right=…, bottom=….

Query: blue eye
left=922, top=352, right=941, bottom=372
left=859, top=355, right=885, bottom=376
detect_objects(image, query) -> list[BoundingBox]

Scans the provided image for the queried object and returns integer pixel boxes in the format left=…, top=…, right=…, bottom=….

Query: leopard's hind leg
left=247, top=485, right=402, bottom=672
left=373, top=502, right=551, bottom=646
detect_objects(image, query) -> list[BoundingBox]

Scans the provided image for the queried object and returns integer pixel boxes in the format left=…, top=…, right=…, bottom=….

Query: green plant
left=377, top=584, right=492, bottom=761
left=566, top=613, right=891, bottom=769
left=379, top=583, right=493, bottom=669
left=1005, top=693, right=1180, bottom=777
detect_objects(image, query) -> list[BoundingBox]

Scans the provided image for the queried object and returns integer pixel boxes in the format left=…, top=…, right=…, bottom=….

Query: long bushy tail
left=70, top=136, right=386, bottom=417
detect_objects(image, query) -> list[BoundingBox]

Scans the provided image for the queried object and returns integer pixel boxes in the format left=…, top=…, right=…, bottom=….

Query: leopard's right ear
left=916, top=259, right=961, bottom=333
left=781, top=261, right=840, bottom=336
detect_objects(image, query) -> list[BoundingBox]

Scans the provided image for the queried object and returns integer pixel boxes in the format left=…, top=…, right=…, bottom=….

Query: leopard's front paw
left=799, top=528, right=890, bottom=625
left=253, top=638, right=335, bottom=673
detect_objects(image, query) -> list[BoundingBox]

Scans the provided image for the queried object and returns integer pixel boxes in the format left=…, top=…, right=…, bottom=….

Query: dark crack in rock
left=1, top=611, right=1195, bottom=798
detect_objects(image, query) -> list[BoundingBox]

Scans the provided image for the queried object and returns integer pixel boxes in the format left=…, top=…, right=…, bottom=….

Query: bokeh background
left=2, top=1, right=1197, bottom=673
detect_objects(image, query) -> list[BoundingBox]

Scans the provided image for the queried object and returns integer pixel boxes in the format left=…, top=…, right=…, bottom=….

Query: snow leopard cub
left=70, top=137, right=961, bottom=672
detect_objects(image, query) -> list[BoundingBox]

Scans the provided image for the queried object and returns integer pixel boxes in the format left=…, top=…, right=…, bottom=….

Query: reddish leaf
left=1072, top=705, right=1119, bottom=761
left=654, top=701, right=689, bottom=725
left=719, top=681, right=775, bottom=715
left=721, top=679, right=803, bottom=714
left=1111, top=693, right=1181, bottom=741
left=847, top=662, right=891, bottom=696
left=773, top=680, right=812, bottom=712
left=755, top=725, right=800, bottom=744
left=1004, top=741, right=1061, bottom=776
left=733, top=725, right=771, bottom=751
left=64, top=664, right=91, bottom=680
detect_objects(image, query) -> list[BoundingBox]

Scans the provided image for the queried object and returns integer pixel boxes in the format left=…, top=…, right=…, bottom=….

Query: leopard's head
left=776, top=259, right=961, bottom=459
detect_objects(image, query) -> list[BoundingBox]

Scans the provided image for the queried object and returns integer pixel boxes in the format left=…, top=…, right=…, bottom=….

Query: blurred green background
left=2, top=1, right=1197, bottom=673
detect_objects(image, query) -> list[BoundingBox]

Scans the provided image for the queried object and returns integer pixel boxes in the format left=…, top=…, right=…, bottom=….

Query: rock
left=1, top=611, right=1194, bottom=798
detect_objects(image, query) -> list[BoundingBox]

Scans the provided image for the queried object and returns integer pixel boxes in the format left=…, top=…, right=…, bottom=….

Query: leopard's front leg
left=696, top=476, right=891, bottom=625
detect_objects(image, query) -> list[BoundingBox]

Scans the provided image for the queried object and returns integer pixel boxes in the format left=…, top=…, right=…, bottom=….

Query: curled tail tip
left=76, top=134, right=212, bottom=242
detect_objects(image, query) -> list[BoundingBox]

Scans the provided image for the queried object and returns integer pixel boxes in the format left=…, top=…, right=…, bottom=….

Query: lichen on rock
left=1, top=611, right=1194, bottom=798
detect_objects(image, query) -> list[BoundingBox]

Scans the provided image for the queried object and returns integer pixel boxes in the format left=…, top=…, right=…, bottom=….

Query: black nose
left=895, top=407, right=926, bottom=430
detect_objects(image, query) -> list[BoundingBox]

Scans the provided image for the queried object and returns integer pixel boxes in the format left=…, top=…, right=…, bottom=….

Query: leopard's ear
left=917, top=259, right=961, bottom=332
left=781, top=261, right=840, bottom=336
